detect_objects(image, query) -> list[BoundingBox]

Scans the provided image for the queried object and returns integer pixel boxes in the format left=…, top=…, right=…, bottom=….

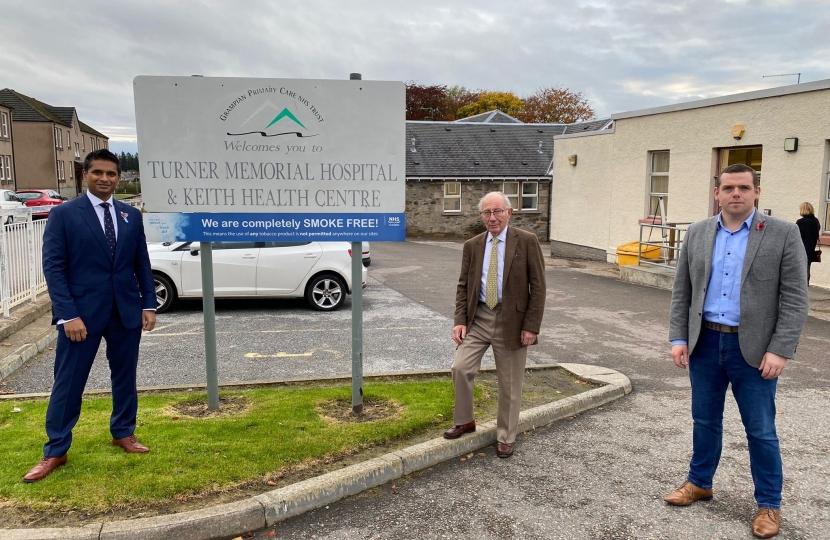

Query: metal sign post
left=351, top=241, right=363, bottom=414
left=349, top=72, right=364, bottom=415
left=199, top=242, right=220, bottom=411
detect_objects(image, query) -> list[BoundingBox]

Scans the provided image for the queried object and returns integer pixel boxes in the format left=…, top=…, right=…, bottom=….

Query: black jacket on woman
left=796, top=214, right=821, bottom=262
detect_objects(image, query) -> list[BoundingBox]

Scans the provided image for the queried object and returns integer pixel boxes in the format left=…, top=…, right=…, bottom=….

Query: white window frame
left=4, top=156, right=10, bottom=183
left=443, top=182, right=461, bottom=213
left=648, top=151, right=670, bottom=219
left=67, top=130, right=70, bottom=147
left=0, top=157, right=5, bottom=182
left=1, top=112, right=8, bottom=138
left=502, top=180, right=539, bottom=212
left=824, top=152, right=830, bottom=232
left=521, top=181, right=538, bottom=211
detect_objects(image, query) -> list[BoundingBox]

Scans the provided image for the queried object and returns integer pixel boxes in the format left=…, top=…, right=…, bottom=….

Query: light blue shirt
left=479, top=226, right=507, bottom=304
left=672, top=210, right=755, bottom=346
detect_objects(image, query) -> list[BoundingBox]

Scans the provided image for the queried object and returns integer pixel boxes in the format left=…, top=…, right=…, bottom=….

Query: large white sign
left=134, top=76, right=406, bottom=242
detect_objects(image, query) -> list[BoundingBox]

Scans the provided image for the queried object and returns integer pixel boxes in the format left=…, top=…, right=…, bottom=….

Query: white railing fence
left=0, top=209, right=48, bottom=317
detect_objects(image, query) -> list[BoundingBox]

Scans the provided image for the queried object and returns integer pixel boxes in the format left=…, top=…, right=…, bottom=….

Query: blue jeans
left=687, top=327, right=782, bottom=509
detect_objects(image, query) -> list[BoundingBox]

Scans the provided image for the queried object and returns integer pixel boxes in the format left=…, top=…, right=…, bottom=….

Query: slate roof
left=0, top=89, right=67, bottom=125
left=79, top=121, right=107, bottom=138
left=406, top=118, right=610, bottom=178
left=0, top=89, right=107, bottom=138
left=453, top=110, right=523, bottom=124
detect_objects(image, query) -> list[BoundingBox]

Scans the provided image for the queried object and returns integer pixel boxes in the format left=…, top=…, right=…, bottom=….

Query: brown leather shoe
left=664, top=481, right=713, bottom=506
left=443, top=421, right=476, bottom=439
left=496, top=442, right=514, bottom=458
left=112, top=434, right=149, bottom=453
left=23, top=455, right=67, bottom=483
left=752, top=508, right=780, bottom=538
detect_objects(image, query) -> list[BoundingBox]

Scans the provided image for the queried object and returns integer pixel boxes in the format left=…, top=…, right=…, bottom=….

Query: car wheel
left=306, top=274, right=347, bottom=311
left=362, top=258, right=371, bottom=267
left=153, top=273, right=177, bottom=314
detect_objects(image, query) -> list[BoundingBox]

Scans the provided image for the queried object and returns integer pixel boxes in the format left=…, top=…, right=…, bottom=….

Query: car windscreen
left=15, top=192, right=42, bottom=201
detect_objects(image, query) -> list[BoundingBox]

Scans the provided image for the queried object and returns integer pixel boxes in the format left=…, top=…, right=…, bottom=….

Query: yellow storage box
left=616, top=242, right=660, bottom=267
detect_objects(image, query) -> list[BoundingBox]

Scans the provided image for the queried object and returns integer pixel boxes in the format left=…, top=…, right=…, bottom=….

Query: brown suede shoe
left=112, top=434, right=149, bottom=454
left=443, top=421, right=476, bottom=439
left=23, top=455, right=67, bottom=483
left=664, top=481, right=713, bottom=506
left=496, top=442, right=514, bottom=458
left=752, top=508, right=780, bottom=538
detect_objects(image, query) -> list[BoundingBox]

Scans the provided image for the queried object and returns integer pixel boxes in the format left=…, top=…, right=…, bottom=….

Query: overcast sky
left=2, top=0, right=828, bottom=154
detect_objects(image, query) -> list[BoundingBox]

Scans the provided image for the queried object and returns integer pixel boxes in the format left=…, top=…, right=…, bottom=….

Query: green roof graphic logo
left=265, top=108, right=307, bottom=130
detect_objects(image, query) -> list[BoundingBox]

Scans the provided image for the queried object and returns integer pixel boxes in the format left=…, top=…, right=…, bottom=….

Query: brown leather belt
left=703, top=321, right=739, bottom=334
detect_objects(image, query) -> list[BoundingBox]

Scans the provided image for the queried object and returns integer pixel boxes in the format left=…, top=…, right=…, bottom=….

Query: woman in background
left=796, top=202, right=821, bottom=284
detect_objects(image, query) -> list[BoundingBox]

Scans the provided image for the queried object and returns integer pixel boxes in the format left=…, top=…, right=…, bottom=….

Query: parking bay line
left=145, top=326, right=436, bottom=337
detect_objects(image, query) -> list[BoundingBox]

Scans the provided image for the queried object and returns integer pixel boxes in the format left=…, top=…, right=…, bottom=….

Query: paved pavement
left=5, top=240, right=830, bottom=539
left=246, top=241, right=830, bottom=540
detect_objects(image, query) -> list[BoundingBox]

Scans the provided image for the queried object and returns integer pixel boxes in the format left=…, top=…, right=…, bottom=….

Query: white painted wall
left=552, top=86, right=830, bottom=288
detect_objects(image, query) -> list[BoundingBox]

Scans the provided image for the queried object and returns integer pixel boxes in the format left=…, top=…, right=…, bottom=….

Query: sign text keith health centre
left=134, top=77, right=406, bottom=242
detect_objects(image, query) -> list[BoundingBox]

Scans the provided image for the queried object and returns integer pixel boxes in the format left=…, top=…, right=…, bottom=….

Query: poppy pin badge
left=121, top=212, right=129, bottom=223
left=756, top=222, right=765, bottom=231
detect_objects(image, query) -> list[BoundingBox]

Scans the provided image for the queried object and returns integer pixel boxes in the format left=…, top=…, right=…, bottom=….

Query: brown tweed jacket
left=454, top=226, right=547, bottom=350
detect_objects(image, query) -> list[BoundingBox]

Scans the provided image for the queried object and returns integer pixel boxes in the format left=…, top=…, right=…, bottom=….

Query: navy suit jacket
left=43, top=195, right=155, bottom=334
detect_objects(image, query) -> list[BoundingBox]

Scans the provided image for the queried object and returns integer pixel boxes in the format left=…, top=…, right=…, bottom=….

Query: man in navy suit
left=23, top=149, right=157, bottom=483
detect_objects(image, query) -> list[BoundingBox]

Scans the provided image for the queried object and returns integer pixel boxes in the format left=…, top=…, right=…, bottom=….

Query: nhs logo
left=387, top=216, right=401, bottom=226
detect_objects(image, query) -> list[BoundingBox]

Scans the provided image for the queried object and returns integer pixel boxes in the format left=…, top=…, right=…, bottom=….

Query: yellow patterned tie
left=486, top=237, right=499, bottom=309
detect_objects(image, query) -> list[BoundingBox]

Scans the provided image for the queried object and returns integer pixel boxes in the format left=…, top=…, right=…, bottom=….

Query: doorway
left=712, top=146, right=762, bottom=215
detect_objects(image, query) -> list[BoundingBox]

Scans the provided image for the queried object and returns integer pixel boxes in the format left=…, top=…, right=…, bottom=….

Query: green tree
left=456, top=91, right=524, bottom=119
left=445, top=86, right=479, bottom=119
left=517, top=86, right=595, bottom=124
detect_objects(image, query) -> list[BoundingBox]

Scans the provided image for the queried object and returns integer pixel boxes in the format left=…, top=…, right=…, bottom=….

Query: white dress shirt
left=87, top=190, right=118, bottom=239
left=479, top=225, right=508, bottom=304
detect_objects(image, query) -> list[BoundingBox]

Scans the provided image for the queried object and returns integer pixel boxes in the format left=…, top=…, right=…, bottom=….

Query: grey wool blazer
left=669, top=212, right=809, bottom=367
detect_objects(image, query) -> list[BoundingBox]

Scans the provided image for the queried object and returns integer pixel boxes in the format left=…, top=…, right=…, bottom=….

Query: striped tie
left=486, top=237, right=499, bottom=309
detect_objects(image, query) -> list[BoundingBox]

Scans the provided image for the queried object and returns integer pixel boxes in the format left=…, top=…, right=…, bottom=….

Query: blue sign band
left=144, top=212, right=406, bottom=242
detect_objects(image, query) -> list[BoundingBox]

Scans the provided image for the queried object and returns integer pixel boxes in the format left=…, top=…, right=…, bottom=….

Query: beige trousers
left=451, top=303, right=527, bottom=444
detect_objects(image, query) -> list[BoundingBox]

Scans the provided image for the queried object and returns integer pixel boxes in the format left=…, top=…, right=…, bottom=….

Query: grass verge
left=0, top=369, right=593, bottom=526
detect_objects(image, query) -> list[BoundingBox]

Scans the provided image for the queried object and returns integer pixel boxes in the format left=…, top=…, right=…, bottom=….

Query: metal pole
left=0, top=216, right=9, bottom=317
left=350, top=72, right=364, bottom=415
left=200, top=242, right=220, bottom=410
left=351, top=241, right=363, bottom=414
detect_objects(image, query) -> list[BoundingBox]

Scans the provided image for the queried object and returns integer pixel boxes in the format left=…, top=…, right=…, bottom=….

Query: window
left=443, top=182, right=461, bottom=212
left=57, top=160, right=66, bottom=182
left=825, top=153, right=830, bottom=231
left=1, top=112, right=8, bottom=138
left=521, top=182, right=538, bottom=211
left=502, top=181, right=539, bottom=211
left=649, top=151, right=670, bottom=218
left=0, top=157, right=5, bottom=182
left=67, top=131, right=70, bottom=147
left=55, top=127, right=62, bottom=149
left=75, top=142, right=80, bottom=159
left=4, top=156, right=10, bottom=183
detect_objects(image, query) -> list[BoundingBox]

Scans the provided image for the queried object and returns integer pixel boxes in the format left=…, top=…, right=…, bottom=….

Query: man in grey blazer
left=666, top=164, right=809, bottom=538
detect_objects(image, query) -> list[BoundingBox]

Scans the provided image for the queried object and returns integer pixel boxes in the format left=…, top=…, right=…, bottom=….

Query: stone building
left=405, top=111, right=611, bottom=240
left=0, top=89, right=109, bottom=198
